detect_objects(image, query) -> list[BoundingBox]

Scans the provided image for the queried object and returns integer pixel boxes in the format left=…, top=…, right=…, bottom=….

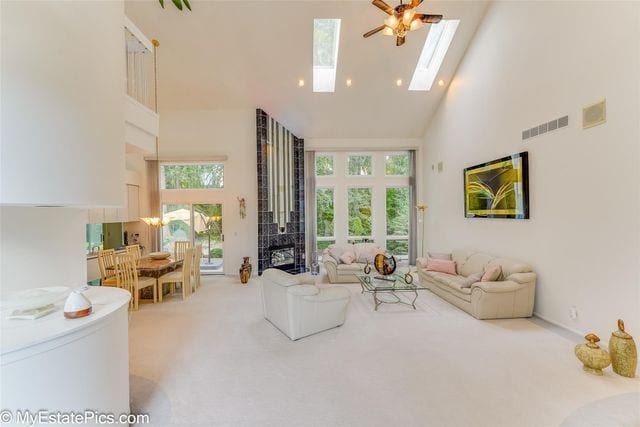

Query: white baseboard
left=533, top=311, right=594, bottom=344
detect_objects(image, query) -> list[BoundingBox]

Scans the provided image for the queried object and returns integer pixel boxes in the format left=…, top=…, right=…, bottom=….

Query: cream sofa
left=260, top=268, right=351, bottom=340
left=417, top=250, right=536, bottom=319
left=322, top=243, right=384, bottom=283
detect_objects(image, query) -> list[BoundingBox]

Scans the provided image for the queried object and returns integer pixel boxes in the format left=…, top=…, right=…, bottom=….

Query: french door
left=161, top=203, right=224, bottom=274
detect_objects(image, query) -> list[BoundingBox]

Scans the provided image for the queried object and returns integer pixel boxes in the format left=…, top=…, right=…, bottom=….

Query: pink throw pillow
left=426, top=258, right=457, bottom=275
left=481, top=265, right=502, bottom=282
left=339, top=251, right=355, bottom=265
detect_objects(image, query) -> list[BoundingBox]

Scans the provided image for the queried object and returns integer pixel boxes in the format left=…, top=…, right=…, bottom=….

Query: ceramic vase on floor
left=239, top=257, right=252, bottom=284
left=609, top=319, right=637, bottom=378
left=575, top=333, right=611, bottom=376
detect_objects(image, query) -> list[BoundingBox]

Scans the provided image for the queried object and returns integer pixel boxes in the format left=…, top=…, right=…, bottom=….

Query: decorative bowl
left=149, top=251, right=171, bottom=260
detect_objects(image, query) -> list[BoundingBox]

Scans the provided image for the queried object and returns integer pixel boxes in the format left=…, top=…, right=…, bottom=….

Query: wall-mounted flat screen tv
left=464, top=151, right=529, bottom=219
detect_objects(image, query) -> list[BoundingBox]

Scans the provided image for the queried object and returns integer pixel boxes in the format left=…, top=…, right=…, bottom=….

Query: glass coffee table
left=355, top=273, right=427, bottom=311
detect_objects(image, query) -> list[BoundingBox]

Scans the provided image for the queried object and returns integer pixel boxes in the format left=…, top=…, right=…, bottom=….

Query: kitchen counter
left=1, top=286, right=131, bottom=422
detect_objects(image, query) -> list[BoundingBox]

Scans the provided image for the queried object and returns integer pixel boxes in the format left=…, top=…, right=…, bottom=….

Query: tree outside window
left=161, top=164, right=224, bottom=189
left=315, top=155, right=334, bottom=176
left=347, top=155, right=373, bottom=176
left=316, top=188, right=334, bottom=237
left=348, top=188, right=372, bottom=236
left=385, top=154, right=409, bottom=176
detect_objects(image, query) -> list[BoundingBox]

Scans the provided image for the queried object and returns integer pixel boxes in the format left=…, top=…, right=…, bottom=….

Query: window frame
left=315, top=186, right=336, bottom=240
left=385, top=184, right=410, bottom=260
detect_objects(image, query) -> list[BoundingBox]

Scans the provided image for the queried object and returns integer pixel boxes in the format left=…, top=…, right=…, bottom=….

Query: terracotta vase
left=239, top=257, right=252, bottom=284
left=575, top=333, right=611, bottom=376
left=609, top=319, right=637, bottom=378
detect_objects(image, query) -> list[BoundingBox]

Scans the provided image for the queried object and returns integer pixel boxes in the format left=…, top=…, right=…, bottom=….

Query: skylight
left=409, top=20, right=460, bottom=91
left=313, top=19, right=341, bottom=93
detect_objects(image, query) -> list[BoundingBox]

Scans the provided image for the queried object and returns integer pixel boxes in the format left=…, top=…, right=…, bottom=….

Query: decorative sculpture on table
left=374, top=253, right=397, bottom=276
left=237, top=197, right=246, bottom=219
left=575, top=333, right=611, bottom=376
left=609, top=319, right=637, bottom=378
left=363, top=261, right=372, bottom=275
left=239, top=257, right=252, bottom=284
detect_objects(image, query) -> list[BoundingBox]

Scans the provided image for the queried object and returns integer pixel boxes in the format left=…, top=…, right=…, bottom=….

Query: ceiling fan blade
left=410, top=0, right=423, bottom=7
left=372, top=0, right=394, bottom=15
left=363, top=25, right=386, bottom=38
left=417, top=13, right=443, bottom=24
left=396, top=36, right=405, bottom=47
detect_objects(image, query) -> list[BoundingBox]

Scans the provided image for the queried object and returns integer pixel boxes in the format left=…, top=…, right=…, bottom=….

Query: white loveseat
left=417, top=250, right=536, bottom=320
left=260, top=268, right=351, bottom=340
left=322, top=243, right=385, bottom=283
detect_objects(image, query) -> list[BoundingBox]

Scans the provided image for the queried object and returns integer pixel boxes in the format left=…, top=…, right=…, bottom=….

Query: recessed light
left=438, top=79, right=445, bottom=87
left=346, top=78, right=352, bottom=87
left=396, top=79, right=403, bottom=87
left=298, top=79, right=305, bottom=87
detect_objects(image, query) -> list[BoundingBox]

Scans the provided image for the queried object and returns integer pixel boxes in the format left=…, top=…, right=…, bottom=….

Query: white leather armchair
left=260, top=269, right=351, bottom=340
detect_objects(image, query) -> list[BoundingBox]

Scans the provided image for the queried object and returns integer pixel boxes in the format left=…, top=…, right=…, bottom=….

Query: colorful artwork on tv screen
left=464, top=152, right=529, bottom=219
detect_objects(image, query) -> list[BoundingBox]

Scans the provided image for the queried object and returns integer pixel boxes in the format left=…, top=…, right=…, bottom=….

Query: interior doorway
left=161, top=203, right=224, bottom=274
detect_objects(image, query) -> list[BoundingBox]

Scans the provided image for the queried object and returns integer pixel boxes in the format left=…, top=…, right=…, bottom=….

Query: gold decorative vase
left=609, top=319, right=637, bottom=378
left=575, top=333, right=611, bottom=376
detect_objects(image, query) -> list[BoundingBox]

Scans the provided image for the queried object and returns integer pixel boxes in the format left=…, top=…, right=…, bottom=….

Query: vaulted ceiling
left=125, top=0, right=489, bottom=138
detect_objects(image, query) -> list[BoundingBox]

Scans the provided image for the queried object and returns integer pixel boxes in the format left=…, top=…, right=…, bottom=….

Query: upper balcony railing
left=125, top=18, right=155, bottom=112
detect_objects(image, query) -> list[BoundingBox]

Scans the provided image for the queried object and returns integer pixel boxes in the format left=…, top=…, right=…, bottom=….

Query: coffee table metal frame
left=355, top=273, right=426, bottom=311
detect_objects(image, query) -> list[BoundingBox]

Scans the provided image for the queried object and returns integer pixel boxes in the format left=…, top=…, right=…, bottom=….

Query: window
left=385, top=154, right=409, bottom=176
left=347, top=155, right=373, bottom=176
left=86, top=224, right=103, bottom=254
left=315, top=154, right=334, bottom=176
left=409, top=20, right=460, bottom=91
left=313, top=19, right=341, bottom=93
left=348, top=188, right=372, bottom=237
left=316, top=188, right=334, bottom=237
left=160, top=163, right=224, bottom=190
left=386, top=187, right=410, bottom=259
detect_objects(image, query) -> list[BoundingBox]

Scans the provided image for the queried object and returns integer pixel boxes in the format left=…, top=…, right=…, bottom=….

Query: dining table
left=137, top=256, right=183, bottom=279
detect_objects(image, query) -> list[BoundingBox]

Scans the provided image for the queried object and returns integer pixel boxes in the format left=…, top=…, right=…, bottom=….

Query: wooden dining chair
left=192, top=244, right=202, bottom=292
left=97, top=249, right=118, bottom=287
left=115, top=253, right=157, bottom=310
left=174, top=240, right=191, bottom=261
left=126, top=244, right=141, bottom=263
left=158, top=248, right=193, bottom=301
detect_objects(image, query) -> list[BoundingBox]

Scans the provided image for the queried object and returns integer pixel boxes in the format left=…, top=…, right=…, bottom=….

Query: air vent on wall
left=522, top=115, right=568, bottom=141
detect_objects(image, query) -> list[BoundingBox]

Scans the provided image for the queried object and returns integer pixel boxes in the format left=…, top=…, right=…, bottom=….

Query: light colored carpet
left=128, top=275, right=640, bottom=427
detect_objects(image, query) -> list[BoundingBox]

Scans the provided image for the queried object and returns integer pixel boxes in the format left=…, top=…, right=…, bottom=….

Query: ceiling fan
left=363, top=0, right=443, bottom=46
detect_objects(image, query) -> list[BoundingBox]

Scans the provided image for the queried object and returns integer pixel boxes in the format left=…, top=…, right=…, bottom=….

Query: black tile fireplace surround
left=256, top=109, right=305, bottom=275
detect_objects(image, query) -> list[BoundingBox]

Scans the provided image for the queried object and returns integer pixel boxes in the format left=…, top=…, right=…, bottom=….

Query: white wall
left=0, top=207, right=86, bottom=298
left=159, top=109, right=258, bottom=276
left=0, top=0, right=125, bottom=207
left=421, top=1, right=640, bottom=336
left=0, top=1, right=126, bottom=295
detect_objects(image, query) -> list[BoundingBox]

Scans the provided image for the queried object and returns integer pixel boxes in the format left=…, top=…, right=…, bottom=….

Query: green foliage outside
left=348, top=155, right=372, bottom=176
left=386, top=187, right=410, bottom=235
left=162, top=164, right=224, bottom=189
left=313, top=20, right=339, bottom=66
left=348, top=188, right=372, bottom=236
left=315, top=155, right=334, bottom=176
left=316, top=188, right=334, bottom=237
left=387, top=239, right=409, bottom=256
left=385, top=154, right=409, bottom=176
left=194, top=203, right=223, bottom=263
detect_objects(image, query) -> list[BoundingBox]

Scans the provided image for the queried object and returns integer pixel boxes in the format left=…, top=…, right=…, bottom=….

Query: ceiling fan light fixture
left=409, top=19, right=422, bottom=31
left=382, top=26, right=394, bottom=36
left=384, top=15, right=398, bottom=29
left=403, top=8, right=415, bottom=25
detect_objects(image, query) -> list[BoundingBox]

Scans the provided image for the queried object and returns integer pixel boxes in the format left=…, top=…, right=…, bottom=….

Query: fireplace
left=269, top=244, right=295, bottom=271
left=256, top=109, right=305, bottom=275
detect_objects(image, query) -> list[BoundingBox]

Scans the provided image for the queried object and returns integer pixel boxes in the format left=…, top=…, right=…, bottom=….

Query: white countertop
left=1, top=286, right=131, bottom=359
